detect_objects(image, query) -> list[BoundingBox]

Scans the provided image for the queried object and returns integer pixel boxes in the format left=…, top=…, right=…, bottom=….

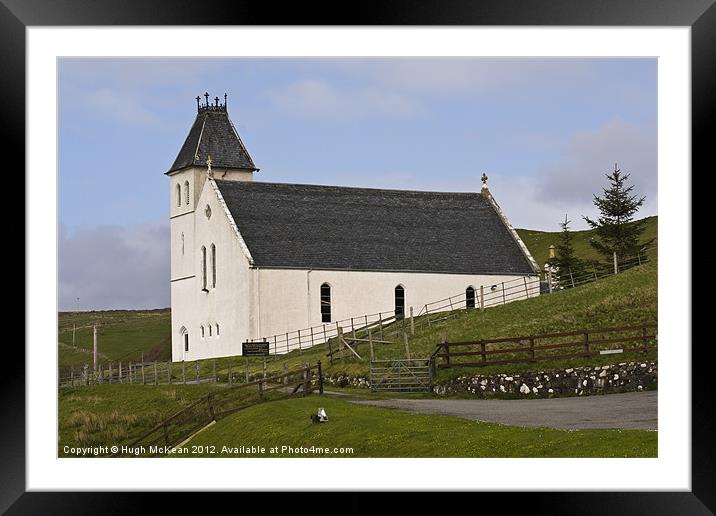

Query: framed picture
left=9, top=0, right=706, bottom=511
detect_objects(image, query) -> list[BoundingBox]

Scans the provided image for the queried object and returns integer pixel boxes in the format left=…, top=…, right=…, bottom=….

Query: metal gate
left=369, top=358, right=433, bottom=392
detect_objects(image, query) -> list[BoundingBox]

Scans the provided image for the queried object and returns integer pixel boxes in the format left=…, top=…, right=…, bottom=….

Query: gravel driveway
left=351, top=391, right=657, bottom=430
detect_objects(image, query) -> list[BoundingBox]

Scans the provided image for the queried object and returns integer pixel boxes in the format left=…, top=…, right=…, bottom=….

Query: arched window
left=211, top=244, right=216, bottom=288
left=200, top=325, right=205, bottom=338
left=320, top=283, right=331, bottom=323
left=180, top=326, right=188, bottom=352
left=466, top=286, right=476, bottom=309
left=185, top=180, right=190, bottom=205
left=395, top=285, right=405, bottom=320
left=201, top=246, right=207, bottom=291
left=176, top=184, right=181, bottom=207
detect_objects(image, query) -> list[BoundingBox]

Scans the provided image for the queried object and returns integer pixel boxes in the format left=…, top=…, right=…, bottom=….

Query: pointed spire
left=481, top=173, right=489, bottom=190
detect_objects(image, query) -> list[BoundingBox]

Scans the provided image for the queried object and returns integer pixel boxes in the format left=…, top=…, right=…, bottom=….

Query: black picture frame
left=6, top=0, right=706, bottom=512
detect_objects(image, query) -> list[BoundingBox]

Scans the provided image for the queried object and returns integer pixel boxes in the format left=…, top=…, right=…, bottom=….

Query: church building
left=167, top=93, right=540, bottom=362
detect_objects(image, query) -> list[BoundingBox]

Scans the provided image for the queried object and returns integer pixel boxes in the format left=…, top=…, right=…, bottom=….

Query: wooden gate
left=370, top=358, right=433, bottom=393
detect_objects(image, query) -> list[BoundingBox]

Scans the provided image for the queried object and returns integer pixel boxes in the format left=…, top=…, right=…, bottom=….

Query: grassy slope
left=516, top=215, right=657, bottom=267
left=58, top=309, right=171, bottom=370
left=58, top=384, right=222, bottom=455
left=187, top=395, right=656, bottom=458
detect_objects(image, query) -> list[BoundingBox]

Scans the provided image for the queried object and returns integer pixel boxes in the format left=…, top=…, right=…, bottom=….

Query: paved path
left=350, top=391, right=657, bottom=430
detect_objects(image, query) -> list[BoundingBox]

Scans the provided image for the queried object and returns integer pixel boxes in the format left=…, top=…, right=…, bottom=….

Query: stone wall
left=433, top=361, right=657, bottom=398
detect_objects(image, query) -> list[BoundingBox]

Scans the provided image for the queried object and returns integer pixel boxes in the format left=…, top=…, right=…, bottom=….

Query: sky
left=58, top=58, right=657, bottom=311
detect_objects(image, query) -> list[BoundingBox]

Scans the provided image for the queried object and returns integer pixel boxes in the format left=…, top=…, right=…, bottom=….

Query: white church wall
left=170, top=175, right=254, bottom=362
left=256, top=268, right=540, bottom=345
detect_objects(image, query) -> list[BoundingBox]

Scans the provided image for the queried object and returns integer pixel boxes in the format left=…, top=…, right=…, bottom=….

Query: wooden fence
left=113, top=362, right=323, bottom=456
left=432, top=324, right=657, bottom=370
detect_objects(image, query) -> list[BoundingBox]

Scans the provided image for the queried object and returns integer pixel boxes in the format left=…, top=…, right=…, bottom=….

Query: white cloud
left=266, top=79, right=419, bottom=119
left=59, top=223, right=170, bottom=311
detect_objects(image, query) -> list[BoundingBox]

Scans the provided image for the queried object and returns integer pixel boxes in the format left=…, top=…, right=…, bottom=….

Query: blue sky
left=58, top=58, right=657, bottom=310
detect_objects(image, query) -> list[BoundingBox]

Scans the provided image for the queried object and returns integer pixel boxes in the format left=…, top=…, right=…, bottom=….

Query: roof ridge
left=215, top=179, right=483, bottom=196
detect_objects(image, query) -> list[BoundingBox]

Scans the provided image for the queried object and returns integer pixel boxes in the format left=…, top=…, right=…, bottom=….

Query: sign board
left=242, top=341, right=270, bottom=356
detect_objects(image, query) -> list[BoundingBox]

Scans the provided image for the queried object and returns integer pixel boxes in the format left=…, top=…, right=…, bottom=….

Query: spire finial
left=481, top=173, right=489, bottom=190
left=214, top=96, right=219, bottom=107
left=196, top=96, right=201, bottom=112
left=204, top=92, right=209, bottom=107
left=206, top=155, right=213, bottom=178
left=224, top=93, right=227, bottom=108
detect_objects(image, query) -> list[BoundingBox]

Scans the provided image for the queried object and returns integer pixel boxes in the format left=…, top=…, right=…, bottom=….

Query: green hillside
left=516, top=215, right=657, bottom=267
left=58, top=309, right=171, bottom=371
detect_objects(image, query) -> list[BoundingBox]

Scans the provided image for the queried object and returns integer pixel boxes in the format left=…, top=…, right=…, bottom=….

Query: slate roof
left=214, top=180, right=536, bottom=275
left=167, top=107, right=257, bottom=173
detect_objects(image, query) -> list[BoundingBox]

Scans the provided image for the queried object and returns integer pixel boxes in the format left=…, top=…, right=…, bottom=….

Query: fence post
left=441, top=331, right=449, bottom=368
left=258, top=378, right=264, bottom=398
left=613, top=251, right=619, bottom=274
left=378, top=316, right=384, bottom=340
left=529, top=337, right=535, bottom=362
left=285, top=332, right=289, bottom=353
left=129, top=362, right=133, bottom=384
left=523, top=277, right=530, bottom=298
left=262, top=356, right=267, bottom=379
left=480, top=340, right=486, bottom=364
left=318, top=361, right=324, bottom=394
left=368, top=327, right=374, bottom=361
left=84, top=364, right=89, bottom=386
left=502, top=282, right=506, bottom=304
left=569, top=268, right=575, bottom=288
left=303, top=363, right=309, bottom=395
left=274, top=335, right=278, bottom=355
left=584, top=332, right=590, bottom=354
left=108, top=363, right=112, bottom=384
left=547, top=268, right=553, bottom=293
left=403, top=332, right=411, bottom=361
left=298, top=329, right=302, bottom=352
left=310, top=327, right=314, bottom=348
left=118, top=361, right=122, bottom=384
left=152, top=361, right=157, bottom=385
left=480, top=285, right=485, bottom=310
left=409, top=307, right=414, bottom=335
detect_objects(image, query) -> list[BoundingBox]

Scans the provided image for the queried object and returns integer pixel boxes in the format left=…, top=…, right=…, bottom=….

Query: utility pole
left=73, top=297, right=80, bottom=347
left=93, top=324, right=98, bottom=372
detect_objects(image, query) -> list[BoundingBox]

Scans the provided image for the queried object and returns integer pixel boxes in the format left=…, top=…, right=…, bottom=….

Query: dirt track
left=351, top=391, right=657, bottom=430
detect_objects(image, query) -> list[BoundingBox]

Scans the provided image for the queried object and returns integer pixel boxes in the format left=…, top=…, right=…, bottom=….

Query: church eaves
left=167, top=93, right=258, bottom=174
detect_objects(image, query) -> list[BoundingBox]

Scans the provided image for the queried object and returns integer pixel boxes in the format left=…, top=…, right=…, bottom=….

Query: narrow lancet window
left=395, top=285, right=405, bottom=320
left=320, top=283, right=331, bottom=323
left=466, top=286, right=476, bottom=309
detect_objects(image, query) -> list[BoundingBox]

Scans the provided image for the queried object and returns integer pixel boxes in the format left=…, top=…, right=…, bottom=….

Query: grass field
left=58, top=387, right=656, bottom=458
left=58, top=384, right=223, bottom=456
left=186, top=395, right=657, bottom=458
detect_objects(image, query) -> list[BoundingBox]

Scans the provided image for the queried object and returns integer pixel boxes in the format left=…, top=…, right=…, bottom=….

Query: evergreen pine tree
left=548, top=214, right=585, bottom=285
left=583, top=164, right=653, bottom=266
